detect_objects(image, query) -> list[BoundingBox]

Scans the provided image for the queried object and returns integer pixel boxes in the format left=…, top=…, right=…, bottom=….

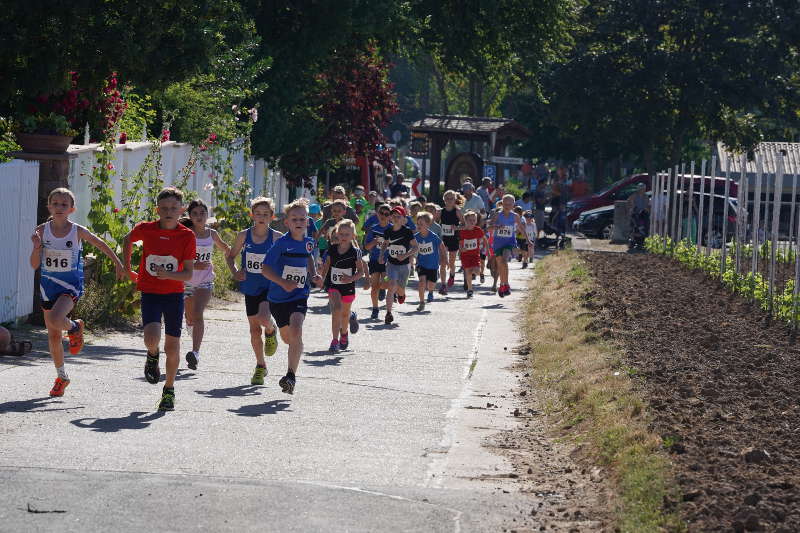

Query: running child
left=181, top=199, right=231, bottom=370
left=414, top=211, right=446, bottom=311
left=379, top=206, right=418, bottom=325
left=226, top=197, right=282, bottom=386
left=423, top=203, right=443, bottom=237
left=364, top=204, right=392, bottom=319
left=123, top=187, right=196, bottom=411
left=30, top=187, right=126, bottom=397
left=523, top=211, right=538, bottom=265
left=439, top=190, right=464, bottom=295
left=513, top=206, right=529, bottom=268
left=320, top=219, right=366, bottom=352
left=261, top=200, right=323, bottom=394
left=458, top=211, right=489, bottom=298
left=488, top=194, right=533, bottom=297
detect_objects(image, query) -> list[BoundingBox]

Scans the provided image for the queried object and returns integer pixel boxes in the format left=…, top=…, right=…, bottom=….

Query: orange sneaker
left=49, top=377, right=70, bottom=397
left=67, top=319, right=84, bottom=355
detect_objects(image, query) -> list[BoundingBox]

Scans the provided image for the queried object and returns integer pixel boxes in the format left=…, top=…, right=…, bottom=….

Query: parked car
left=566, top=174, right=652, bottom=224
left=566, top=173, right=738, bottom=225
left=572, top=204, right=615, bottom=239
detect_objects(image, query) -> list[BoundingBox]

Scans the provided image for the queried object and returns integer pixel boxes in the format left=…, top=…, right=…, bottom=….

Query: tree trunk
left=428, top=54, right=449, bottom=115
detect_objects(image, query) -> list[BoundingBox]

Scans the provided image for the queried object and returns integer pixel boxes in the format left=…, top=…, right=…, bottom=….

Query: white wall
left=0, top=160, right=39, bottom=323
left=66, top=141, right=292, bottom=227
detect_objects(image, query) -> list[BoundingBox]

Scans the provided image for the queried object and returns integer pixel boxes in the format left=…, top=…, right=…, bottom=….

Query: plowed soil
left=582, top=252, right=800, bottom=532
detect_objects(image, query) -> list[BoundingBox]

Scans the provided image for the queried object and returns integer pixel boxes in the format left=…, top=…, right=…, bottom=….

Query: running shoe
left=264, top=322, right=278, bottom=357
left=157, top=388, right=175, bottom=411
left=480, top=274, right=485, bottom=284
left=251, top=365, right=267, bottom=385
left=349, top=311, right=359, bottom=334
left=339, top=334, right=349, bottom=350
left=329, top=339, right=340, bottom=353
left=67, top=319, right=84, bottom=355
left=385, top=312, right=394, bottom=325
left=467, top=290, right=474, bottom=299
left=397, top=294, right=406, bottom=304
left=505, top=286, right=512, bottom=296
left=522, top=262, right=528, bottom=269
left=447, top=275, right=455, bottom=288
left=378, top=289, right=386, bottom=301
left=144, top=353, right=160, bottom=384
left=427, top=291, right=434, bottom=303
left=49, top=377, right=70, bottom=397
left=186, top=351, right=198, bottom=370
left=439, top=285, right=448, bottom=296
left=416, top=302, right=425, bottom=312
left=279, top=373, right=296, bottom=395
left=371, top=307, right=379, bottom=320
left=498, top=285, right=506, bottom=298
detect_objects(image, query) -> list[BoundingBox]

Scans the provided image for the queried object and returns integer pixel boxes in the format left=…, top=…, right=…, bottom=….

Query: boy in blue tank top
left=226, top=197, right=282, bottom=386
left=262, top=199, right=323, bottom=394
left=413, top=212, right=446, bottom=311
left=30, top=188, right=126, bottom=397
left=488, top=194, right=533, bottom=297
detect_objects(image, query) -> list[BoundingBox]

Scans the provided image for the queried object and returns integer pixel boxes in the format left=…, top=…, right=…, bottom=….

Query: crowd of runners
left=25, top=175, right=545, bottom=411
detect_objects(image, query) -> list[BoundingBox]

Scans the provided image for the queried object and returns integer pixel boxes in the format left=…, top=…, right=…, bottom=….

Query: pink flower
left=249, top=108, right=258, bottom=123
left=119, top=132, right=127, bottom=144
left=161, top=129, right=170, bottom=142
left=107, top=163, right=114, bottom=170
left=113, top=208, right=120, bottom=213
left=199, top=144, right=207, bottom=151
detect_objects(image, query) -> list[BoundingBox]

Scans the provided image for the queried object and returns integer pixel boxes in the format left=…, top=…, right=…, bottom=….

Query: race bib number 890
left=282, top=265, right=307, bottom=287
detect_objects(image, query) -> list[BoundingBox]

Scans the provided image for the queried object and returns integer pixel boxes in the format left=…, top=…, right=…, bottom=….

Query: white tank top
left=42, top=221, right=82, bottom=274
left=188, top=230, right=215, bottom=286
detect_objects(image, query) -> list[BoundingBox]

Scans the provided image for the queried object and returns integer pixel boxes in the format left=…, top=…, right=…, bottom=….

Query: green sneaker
left=251, top=366, right=267, bottom=385
left=264, top=322, right=278, bottom=357
left=157, top=388, right=175, bottom=411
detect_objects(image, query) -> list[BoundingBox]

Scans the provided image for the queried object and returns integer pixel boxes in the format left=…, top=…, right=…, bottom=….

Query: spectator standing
left=476, top=177, right=494, bottom=208
left=462, top=182, right=486, bottom=217
left=389, top=173, right=410, bottom=199
left=323, top=185, right=359, bottom=223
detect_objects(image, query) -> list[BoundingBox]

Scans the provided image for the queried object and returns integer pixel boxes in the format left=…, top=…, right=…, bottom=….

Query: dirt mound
left=582, top=251, right=800, bottom=532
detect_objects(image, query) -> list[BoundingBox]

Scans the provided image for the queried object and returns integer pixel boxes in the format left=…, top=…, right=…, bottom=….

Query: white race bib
left=146, top=254, right=179, bottom=276
left=463, top=238, right=478, bottom=251
left=43, top=249, right=73, bottom=272
left=331, top=267, right=352, bottom=285
left=195, top=245, right=214, bottom=263
left=417, top=241, right=434, bottom=255
left=441, top=224, right=455, bottom=236
left=526, top=226, right=537, bottom=241
left=245, top=252, right=265, bottom=274
left=282, top=265, right=307, bottom=287
left=388, top=244, right=406, bottom=258
left=496, top=225, right=513, bottom=238
left=373, top=236, right=385, bottom=247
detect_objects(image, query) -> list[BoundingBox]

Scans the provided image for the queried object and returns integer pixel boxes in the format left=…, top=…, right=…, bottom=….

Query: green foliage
left=19, top=112, right=77, bottom=137
left=503, top=178, right=526, bottom=200
left=0, top=118, right=20, bottom=163
left=117, top=89, right=156, bottom=142
left=203, top=146, right=253, bottom=231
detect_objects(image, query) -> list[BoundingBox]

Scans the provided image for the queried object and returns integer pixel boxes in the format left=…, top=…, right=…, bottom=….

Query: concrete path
left=1, top=259, right=543, bottom=532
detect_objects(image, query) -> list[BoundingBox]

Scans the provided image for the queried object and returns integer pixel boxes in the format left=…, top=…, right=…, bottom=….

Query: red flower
left=119, top=132, right=127, bottom=144
left=107, top=163, right=115, bottom=170
left=161, top=129, right=170, bottom=142
left=113, top=208, right=120, bottom=213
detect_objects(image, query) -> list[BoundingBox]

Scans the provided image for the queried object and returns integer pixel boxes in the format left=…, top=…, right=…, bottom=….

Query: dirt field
left=582, top=251, right=800, bottom=532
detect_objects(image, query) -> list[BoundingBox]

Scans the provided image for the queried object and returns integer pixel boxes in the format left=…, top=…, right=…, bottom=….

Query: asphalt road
left=0, top=258, right=540, bottom=532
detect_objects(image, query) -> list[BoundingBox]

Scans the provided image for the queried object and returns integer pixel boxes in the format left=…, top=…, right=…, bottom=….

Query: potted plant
left=14, top=71, right=90, bottom=153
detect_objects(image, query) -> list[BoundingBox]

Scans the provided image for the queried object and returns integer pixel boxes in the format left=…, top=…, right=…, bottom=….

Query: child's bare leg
left=190, top=288, right=212, bottom=352
left=340, top=300, right=353, bottom=336
left=43, top=295, right=75, bottom=368
left=329, top=291, right=343, bottom=339
left=286, top=312, right=305, bottom=373
left=163, top=334, right=180, bottom=387
left=386, top=281, right=396, bottom=313
left=184, top=296, right=194, bottom=327
left=247, top=314, right=266, bottom=367
left=143, top=322, right=162, bottom=356
left=417, top=275, right=426, bottom=302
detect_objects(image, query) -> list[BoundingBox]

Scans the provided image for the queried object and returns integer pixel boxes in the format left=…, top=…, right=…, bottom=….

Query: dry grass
left=523, top=250, right=684, bottom=532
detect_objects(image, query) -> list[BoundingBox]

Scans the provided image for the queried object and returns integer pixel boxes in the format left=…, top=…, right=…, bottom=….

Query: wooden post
left=677, top=162, right=686, bottom=242
left=687, top=161, right=695, bottom=244
left=697, top=159, right=706, bottom=253
left=767, top=154, right=784, bottom=324
left=751, top=156, right=763, bottom=302
left=706, top=156, right=717, bottom=254
left=721, top=163, right=732, bottom=279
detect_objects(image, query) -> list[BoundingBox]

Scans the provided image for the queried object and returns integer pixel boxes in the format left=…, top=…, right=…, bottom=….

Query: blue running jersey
left=265, top=233, right=316, bottom=303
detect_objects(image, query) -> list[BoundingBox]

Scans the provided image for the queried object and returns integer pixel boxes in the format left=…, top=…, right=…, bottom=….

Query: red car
left=566, top=173, right=738, bottom=224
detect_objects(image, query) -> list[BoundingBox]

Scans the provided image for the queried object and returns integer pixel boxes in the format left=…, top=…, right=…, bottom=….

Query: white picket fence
left=66, top=140, right=300, bottom=226
left=0, top=160, right=39, bottom=323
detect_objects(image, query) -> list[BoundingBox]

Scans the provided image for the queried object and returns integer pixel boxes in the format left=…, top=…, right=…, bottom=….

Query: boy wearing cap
left=379, top=206, right=418, bottom=325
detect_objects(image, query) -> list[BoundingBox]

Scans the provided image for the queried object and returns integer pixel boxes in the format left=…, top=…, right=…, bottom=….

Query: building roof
left=410, top=115, right=530, bottom=139
left=717, top=141, right=800, bottom=175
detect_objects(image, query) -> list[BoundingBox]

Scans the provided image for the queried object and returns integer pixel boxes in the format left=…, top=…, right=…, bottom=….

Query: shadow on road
left=228, top=399, right=291, bottom=417
left=365, top=323, right=399, bottom=330
left=71, top=411, right=165, bottom=432
left=0, top=343, right=146, bottom=368
left=0, top=397, right=85, bottom=414
left=303, top=356, right=343, bottom=367
left=195, top=384, right=262, bottom=399
left=481, top=303, right=504, bottom=309
left=133, top=369, right=197, bottom=384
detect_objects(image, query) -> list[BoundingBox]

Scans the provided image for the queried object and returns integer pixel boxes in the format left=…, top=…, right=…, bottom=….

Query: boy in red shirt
left=123, top=187, right=196, bottom=411
left=458, top=210, right=489, bottom=298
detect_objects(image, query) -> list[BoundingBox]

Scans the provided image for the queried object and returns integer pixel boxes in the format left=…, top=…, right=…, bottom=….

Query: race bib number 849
left=146, top=254, right=179, bottom=275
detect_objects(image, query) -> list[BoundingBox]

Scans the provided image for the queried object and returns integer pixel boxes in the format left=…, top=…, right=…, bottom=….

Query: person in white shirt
left=461, top=182, right=486, bottom=218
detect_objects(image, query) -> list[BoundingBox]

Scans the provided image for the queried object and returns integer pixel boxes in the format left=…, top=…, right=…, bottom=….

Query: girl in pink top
left=181, top=199, right=231, bottom=370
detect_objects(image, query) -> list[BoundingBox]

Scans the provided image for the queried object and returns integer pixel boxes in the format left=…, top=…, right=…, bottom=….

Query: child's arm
left=318, top=255, right=331, bottom=283
left=121, top=231, right=138, bottom=281
left=262, top=264, right=297, bottom=293
left=211, top=229, right=232, bottom=256
left=155, top=259, right=193, bottom=281
left=404, top=239, right=419, bottom=260
left=78, top=227, right=127, bottom=280
left=308, top=253, right=323, bottom=288
left=352, top=252, right=366, bottom=282
left=378, top=238, right=388, bottom=264
left=226, top=230, right=247, bottom=281
left=29, top=225, right=44, bottom=269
